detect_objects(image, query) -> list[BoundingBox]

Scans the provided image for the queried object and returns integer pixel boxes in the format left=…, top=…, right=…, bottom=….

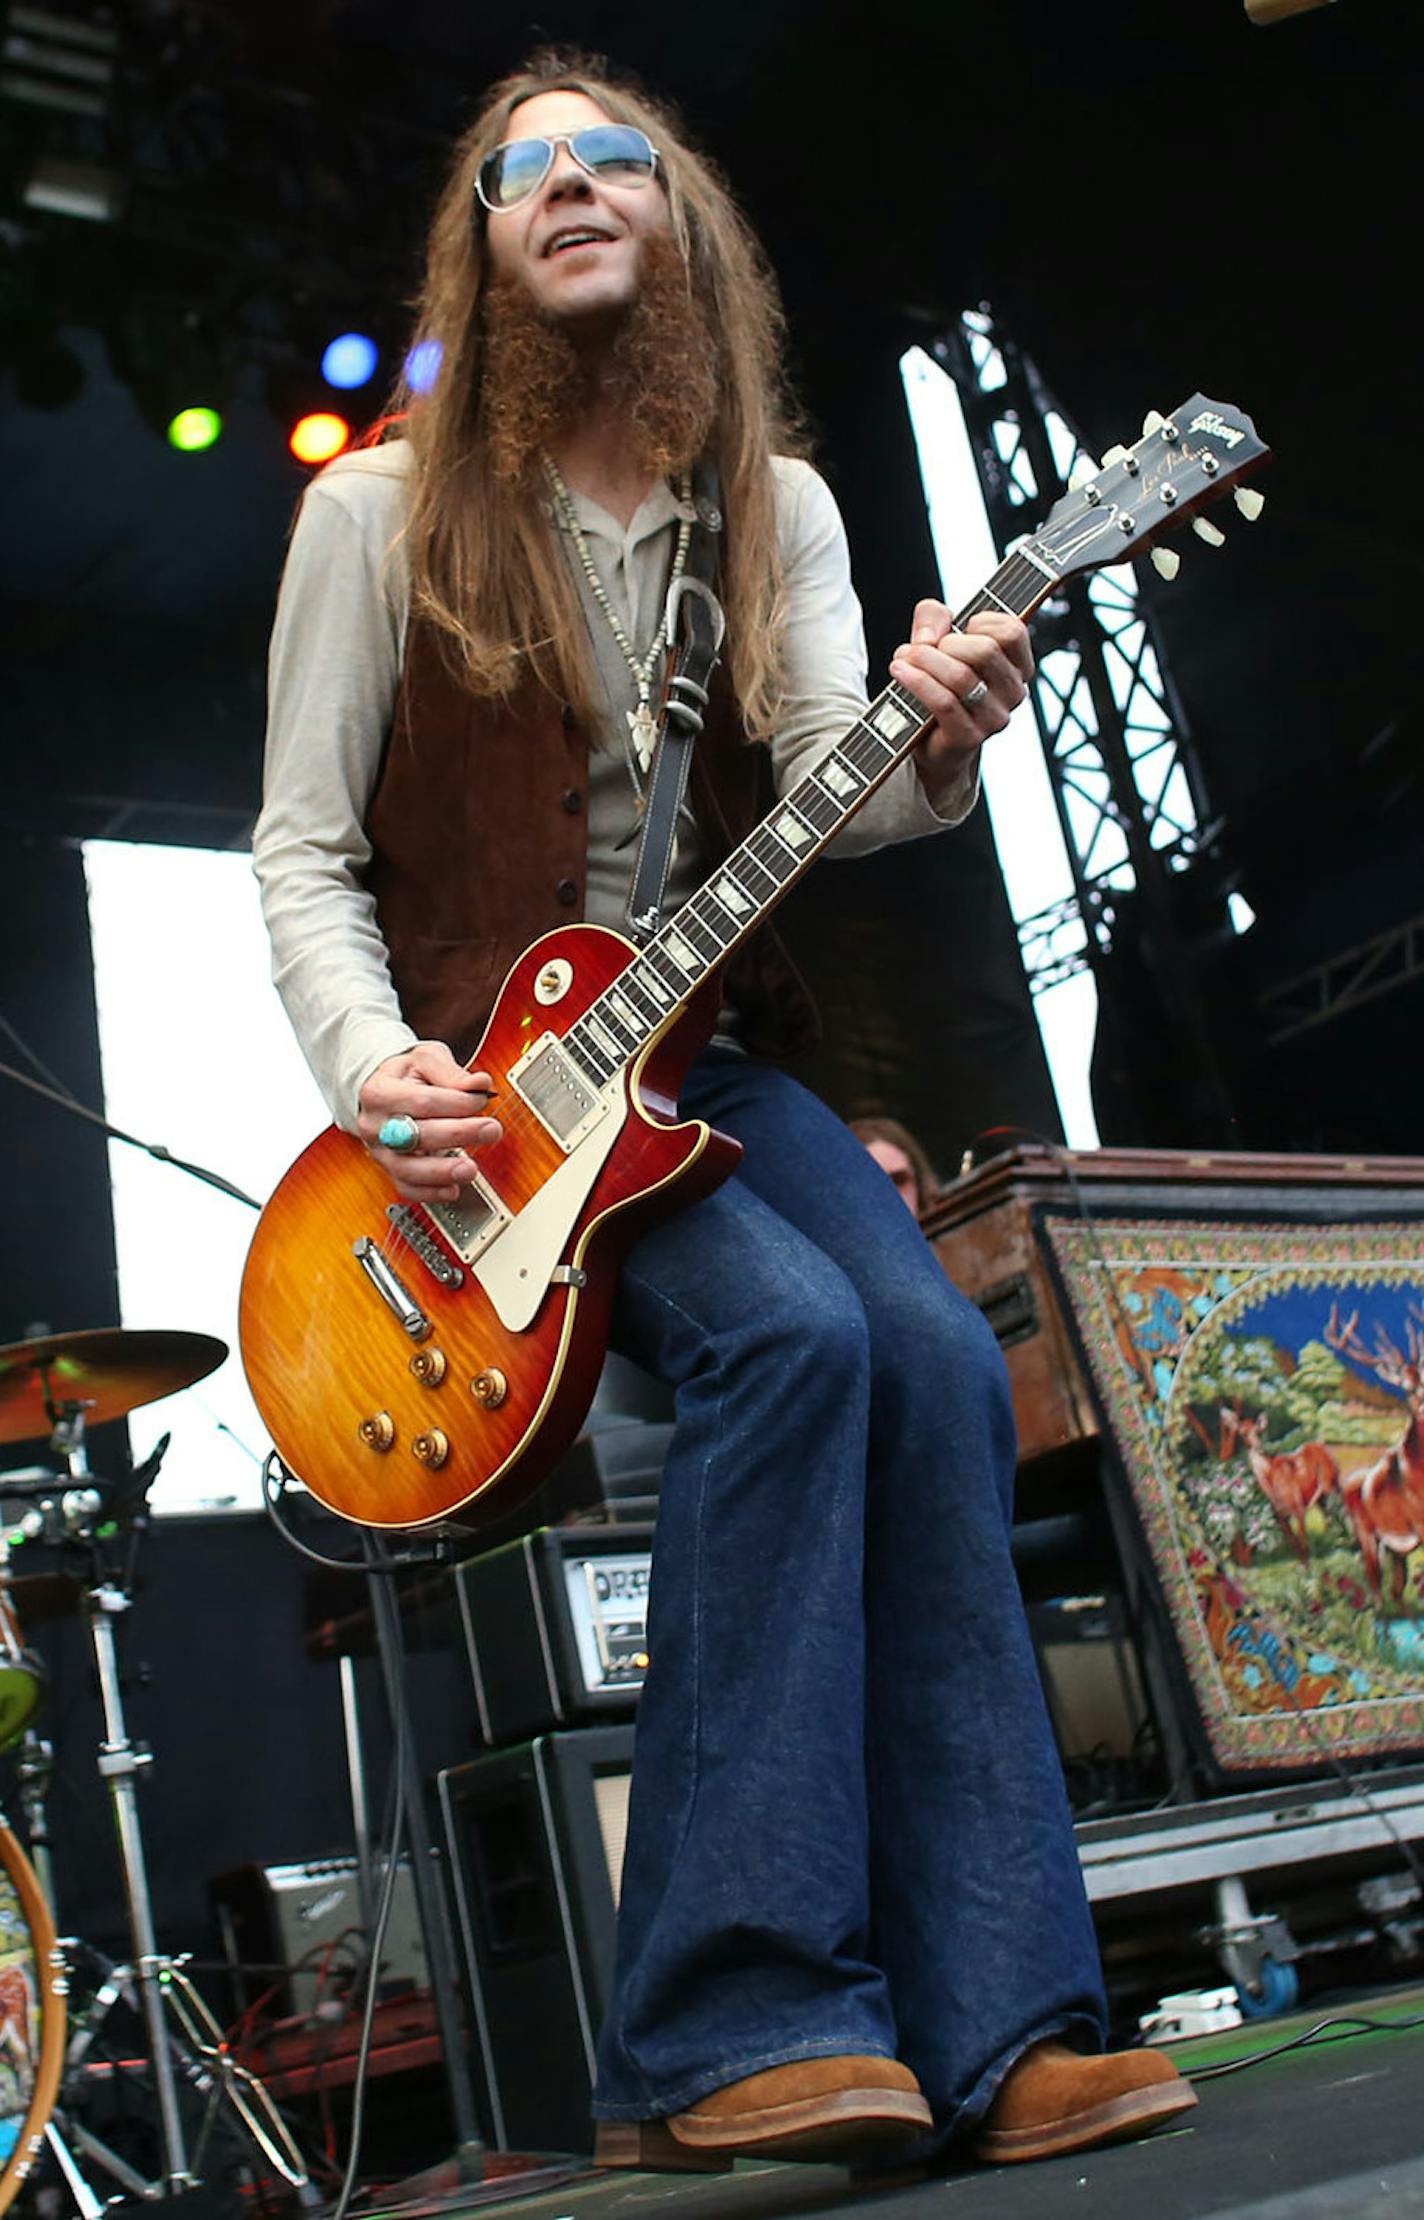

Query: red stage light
left=289, top=412, right=351, bottom=465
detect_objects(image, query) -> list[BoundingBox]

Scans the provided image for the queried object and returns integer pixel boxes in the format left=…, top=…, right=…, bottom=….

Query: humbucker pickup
left=509, top=1032, right=610, bottom=1153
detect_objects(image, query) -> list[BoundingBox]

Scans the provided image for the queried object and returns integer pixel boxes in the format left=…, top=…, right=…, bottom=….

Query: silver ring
left=960, top=679, right=990, bottom=711
left=378, top=1114, right=420, bottom=1154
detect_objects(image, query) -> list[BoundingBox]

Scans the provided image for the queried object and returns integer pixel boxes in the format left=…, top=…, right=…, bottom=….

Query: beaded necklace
left=542, top=454, right=693, bottom=789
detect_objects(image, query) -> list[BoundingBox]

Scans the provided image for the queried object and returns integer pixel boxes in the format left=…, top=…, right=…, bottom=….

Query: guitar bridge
left=387, top=1205, right=465, bottom=1288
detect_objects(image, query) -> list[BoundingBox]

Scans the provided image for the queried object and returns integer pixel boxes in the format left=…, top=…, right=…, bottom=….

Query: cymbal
left=0, top=1328, right=228, bottom=1444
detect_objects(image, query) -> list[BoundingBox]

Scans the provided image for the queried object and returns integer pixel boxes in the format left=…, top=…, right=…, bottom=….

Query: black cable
left=0, top=1048, right=260, bottom=1209
left=0, top=1007, right=73, bottom=1099
left=260, top=1453, right=450, bottom=1577
left=327, top=1625, right=412, bottom=2220
left=1186, top=2006, right=1424, bottom=2082
left=257, top=1454, right=465, bottom=2207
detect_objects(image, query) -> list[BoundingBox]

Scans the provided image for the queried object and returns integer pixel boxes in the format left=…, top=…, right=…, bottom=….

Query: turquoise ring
left=378, top=1114, right=420, bottom=1154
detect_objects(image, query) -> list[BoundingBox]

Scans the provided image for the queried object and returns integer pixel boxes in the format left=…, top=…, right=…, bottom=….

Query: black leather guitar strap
left=624, top=457, right=726, bottom=945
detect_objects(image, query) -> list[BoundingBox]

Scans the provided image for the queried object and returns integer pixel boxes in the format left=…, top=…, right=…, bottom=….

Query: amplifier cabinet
left=209, top=1855, right=427, bottom=2020
left=437, top=1725, right=633, bottom=2154
left=922, top=1150, right=1098, bottom=1463
left=453, top=1525, right=654, bottom=1748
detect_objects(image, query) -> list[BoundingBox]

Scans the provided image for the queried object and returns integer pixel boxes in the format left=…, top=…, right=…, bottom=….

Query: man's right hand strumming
left=357, top=1041, right=502, bottom=1204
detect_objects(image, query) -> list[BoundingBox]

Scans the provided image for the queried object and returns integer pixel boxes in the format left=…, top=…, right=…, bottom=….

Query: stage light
left=404, top=338, right=442, bottom=393
left=321, top=332, right=379, bottom=389
left=290, top=411, right=351, bottom=465
left=167, top=406, right=222, bottom=452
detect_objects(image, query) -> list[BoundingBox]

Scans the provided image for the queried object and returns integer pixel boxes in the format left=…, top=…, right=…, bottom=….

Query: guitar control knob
left=412, top=1428, right=449, bottom=1469
left=359, top=1411, right=395, bottom=1452
left=470, top=1368, right=508, bottom=1410
left=410, top=1348, right=447, bottom=1387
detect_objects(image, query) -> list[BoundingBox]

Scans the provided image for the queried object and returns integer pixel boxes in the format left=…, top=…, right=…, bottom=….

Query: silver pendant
left=627, top=699, right=656, bottom=771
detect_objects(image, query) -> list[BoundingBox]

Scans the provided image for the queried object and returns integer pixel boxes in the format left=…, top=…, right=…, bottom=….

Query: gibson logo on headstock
left=1188, top=409, right=1246, bottom=449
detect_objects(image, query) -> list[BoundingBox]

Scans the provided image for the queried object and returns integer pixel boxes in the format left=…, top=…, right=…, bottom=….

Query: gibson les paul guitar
left=240, top=393, right=1268, bottom=1528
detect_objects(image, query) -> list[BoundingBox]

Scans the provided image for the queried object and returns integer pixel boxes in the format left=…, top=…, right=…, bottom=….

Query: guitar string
left=373, top=547, right=1053, bottom=1277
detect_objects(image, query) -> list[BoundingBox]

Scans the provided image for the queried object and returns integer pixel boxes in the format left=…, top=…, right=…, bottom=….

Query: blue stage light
left=404, top=338, right=442, bottom=394
left=321, top=332, right=379, bottom=389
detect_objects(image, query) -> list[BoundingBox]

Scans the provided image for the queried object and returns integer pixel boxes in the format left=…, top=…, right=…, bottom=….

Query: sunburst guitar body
left=240, top=925, right=738, bottom=1529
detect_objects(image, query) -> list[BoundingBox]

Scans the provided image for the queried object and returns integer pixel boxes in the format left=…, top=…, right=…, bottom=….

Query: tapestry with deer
left=1045, top=1214, right=1424, bottom=1773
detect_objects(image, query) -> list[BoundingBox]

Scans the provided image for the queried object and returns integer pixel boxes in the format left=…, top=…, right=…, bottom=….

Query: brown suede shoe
left=595, top=2056, right=932, bottom=2171
left=974, top=2041, right=1197, bottom=2163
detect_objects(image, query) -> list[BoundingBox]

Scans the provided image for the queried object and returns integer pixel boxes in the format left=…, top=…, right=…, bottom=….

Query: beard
left=478, top=229, right=721, bottom=485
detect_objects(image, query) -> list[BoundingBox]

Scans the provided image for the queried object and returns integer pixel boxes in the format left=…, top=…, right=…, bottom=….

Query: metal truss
left=931, top=308, right=1212, bottom=996
left=1261, top=912, right=1424, bottom=1044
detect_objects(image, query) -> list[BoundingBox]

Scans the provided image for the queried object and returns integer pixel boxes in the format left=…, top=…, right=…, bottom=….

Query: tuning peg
left=1150, top=547, right=1181, bottom=581
left=1234, top=487, right=1265, bottom=522
left=1067, top=455, right=1097, bottom=489
left=1101, top=444, right=1129, bottom=466
left=1192, top=517, right=1227, bottom=547
left=1142, top=410, right=1167, bottom=436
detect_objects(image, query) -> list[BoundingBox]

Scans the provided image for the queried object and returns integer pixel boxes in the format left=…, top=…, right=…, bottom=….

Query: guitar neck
left=556, top=542, right=1060, bottom=1094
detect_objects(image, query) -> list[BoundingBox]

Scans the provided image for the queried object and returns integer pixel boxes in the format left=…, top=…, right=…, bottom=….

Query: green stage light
left=167, top=406, right=222, bottom=452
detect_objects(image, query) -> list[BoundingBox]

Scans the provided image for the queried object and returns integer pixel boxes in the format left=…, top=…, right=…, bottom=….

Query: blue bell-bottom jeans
left=592, top=1047, right=1107, bottom=2149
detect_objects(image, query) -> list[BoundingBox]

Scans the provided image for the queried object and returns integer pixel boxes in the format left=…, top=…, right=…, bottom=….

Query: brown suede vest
left=364, top=617, right=817, bottom=1064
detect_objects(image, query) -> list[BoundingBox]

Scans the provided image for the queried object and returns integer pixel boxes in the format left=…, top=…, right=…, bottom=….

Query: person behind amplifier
left=848, top=1113, right=940, bottom=1218
left=254, top=50, right=1194, bottom=2170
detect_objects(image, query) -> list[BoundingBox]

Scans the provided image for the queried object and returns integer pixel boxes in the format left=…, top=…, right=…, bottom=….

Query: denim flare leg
left=591, top=1049, right=1107, bottom=2147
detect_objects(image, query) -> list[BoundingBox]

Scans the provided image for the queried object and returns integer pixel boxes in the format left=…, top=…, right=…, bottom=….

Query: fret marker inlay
left=869, top=700, right=915, bottom=742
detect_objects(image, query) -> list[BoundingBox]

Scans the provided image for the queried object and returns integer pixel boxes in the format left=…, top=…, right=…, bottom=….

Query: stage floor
left=356, top=1988, right=1424, bottom=2220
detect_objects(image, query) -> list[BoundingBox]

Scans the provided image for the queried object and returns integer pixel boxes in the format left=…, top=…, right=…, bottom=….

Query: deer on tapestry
left=1218, top=1404, right=1340, bottom=1563
left=1322, top=1302, right=1424, bottom=1603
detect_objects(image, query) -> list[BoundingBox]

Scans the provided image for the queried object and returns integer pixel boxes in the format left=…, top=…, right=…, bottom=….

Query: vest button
left=556, top=878, right=578, bottom=906
left=562, top=787, right=583, bottom=814
left=561, top=704, right=577, bottom=729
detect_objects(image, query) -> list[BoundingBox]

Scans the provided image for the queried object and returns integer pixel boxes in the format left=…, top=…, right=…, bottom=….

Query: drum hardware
left=0, top=1540, right=46, bottom=1763
left=50, top=1941, right=312, bottom=2206
left=0, top=1331, right=313, bottom=2209
left=13, top=1733, right=56, bottom=1916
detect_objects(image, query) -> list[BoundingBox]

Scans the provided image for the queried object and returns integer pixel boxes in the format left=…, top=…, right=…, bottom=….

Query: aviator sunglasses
left=476, top=124, right=661, bottom=213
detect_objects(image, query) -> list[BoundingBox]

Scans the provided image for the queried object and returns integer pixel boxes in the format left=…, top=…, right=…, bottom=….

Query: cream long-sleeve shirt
left=254, top=440, right=977, bottom=1127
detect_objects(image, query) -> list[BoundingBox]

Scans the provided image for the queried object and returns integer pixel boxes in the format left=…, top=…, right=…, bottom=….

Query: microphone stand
left=361, top=1529, right=487, bottom=2180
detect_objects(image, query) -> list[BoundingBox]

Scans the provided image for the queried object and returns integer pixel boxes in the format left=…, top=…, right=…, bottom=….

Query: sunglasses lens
left=572, top=124, right=656, bottom=185
left=478, top=125, right=657, bottom=211
left=480, top=138, right=552, bottom=210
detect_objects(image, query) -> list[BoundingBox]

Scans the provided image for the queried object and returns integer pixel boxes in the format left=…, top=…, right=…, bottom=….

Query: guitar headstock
left=1029, top=395, right=1270, bottom=587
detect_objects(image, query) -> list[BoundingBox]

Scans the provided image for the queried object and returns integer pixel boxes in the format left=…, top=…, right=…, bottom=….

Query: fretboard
left=560, top=541, right=1058, bottom=1091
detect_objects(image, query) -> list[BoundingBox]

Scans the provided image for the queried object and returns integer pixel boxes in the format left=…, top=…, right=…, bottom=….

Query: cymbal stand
left=85, top=1577, right=195, bottom=2192
left=15, top=1725, right=56, bottom=1911
left=36, top=1405, right=312, bottom=2205
left=37, top=1390, right=192, bottom=2194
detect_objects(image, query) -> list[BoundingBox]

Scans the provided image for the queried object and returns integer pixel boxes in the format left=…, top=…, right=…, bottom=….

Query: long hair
left=392, top=49, right=808, bottom=740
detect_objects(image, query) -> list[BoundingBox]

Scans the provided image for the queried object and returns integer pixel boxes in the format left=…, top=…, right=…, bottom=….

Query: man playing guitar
left=254, top=48, right=1193, bottom=2170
